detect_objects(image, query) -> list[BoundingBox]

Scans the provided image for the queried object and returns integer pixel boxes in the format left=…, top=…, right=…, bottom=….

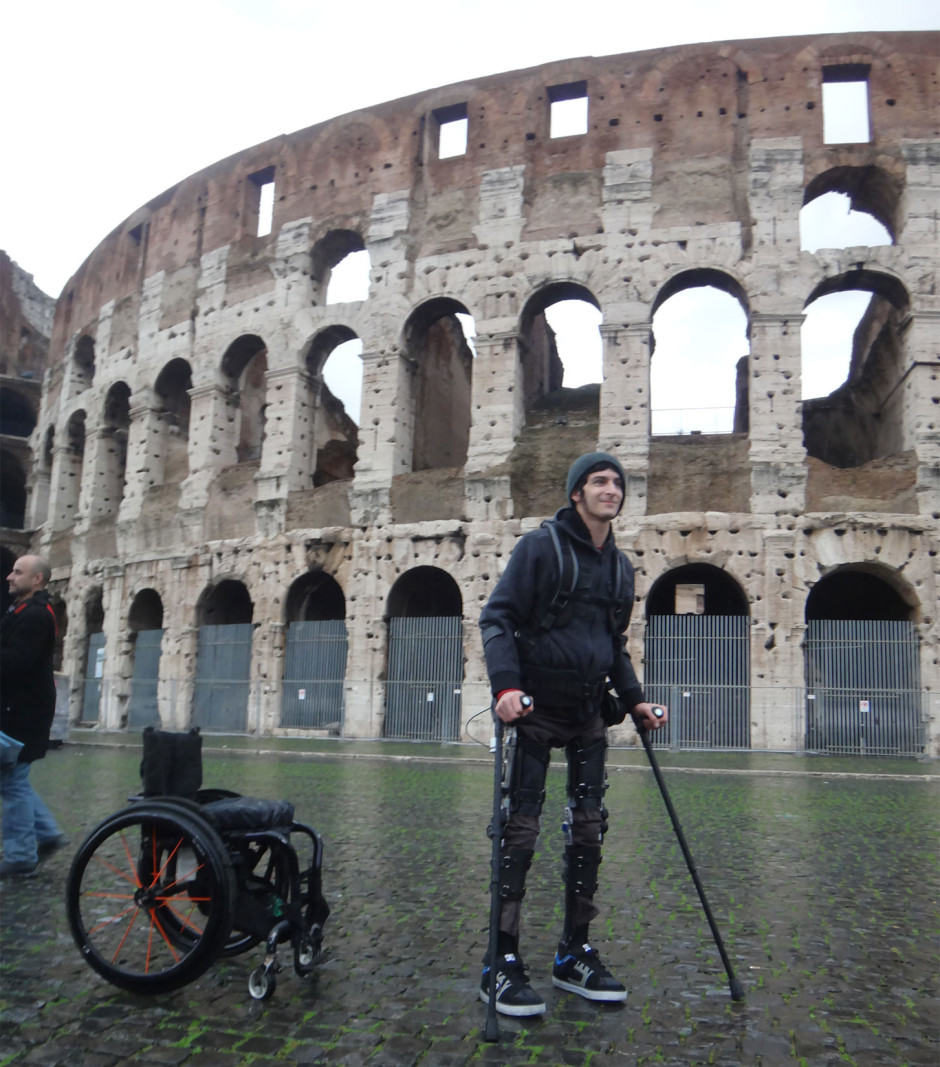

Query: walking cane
left=633, top=707, right=745, bottom=1001
left=483, top=697, right=528, bottom=1041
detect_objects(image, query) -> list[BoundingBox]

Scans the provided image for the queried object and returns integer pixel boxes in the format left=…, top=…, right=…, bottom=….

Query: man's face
left=7, top=557, right=42, bottom=602
left=572, top=468, right=624, bottom=523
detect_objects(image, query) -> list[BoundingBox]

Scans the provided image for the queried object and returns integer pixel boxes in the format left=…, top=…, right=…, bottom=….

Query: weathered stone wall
left=30, top=31, right=940, bottom=753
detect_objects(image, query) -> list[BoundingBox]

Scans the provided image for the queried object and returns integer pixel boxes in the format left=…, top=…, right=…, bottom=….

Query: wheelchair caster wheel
left=248, top=963, right=277, bottom=1000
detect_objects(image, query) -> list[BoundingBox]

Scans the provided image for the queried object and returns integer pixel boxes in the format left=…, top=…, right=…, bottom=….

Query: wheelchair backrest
left=140, top=727, right=203, bottom=799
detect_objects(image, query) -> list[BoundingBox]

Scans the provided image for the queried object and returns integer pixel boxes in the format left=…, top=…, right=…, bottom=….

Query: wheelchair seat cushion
left=200, top=796, right=295, bottom=831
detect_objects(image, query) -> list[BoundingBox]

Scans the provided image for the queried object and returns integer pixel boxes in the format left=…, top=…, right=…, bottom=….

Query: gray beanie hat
left=565, top=451, right=626, bottom=511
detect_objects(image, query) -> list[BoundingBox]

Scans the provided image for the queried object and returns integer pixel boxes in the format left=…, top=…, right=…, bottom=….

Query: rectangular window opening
left=822, top=64, right=871, bottom=144
left=433, top=103, right=468, bottom=159
left=548, top=80, right=588, bottom=138
left=247, top=166, right=276, bottom=237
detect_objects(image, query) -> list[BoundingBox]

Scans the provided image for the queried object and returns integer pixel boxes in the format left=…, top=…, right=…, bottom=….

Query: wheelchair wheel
left=66, top=803, right=236, bottom=994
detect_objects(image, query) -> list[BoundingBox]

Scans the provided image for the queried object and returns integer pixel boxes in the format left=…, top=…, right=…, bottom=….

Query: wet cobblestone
left=1, top=737, right=937, bottom=1066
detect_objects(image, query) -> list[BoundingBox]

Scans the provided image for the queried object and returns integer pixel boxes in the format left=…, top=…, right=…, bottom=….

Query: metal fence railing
left=60, top=676, right=931, bottom=758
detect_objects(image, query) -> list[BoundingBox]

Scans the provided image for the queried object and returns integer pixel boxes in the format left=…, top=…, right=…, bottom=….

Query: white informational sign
left=859, top=699, right=870, bottom=714
left=298, top=688, right=306, bottom=700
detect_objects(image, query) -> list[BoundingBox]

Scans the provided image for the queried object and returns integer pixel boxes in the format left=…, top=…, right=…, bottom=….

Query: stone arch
left=802, top=270, right=911, bottom=468
left=73, top=335, right=95, bottom=392
left=644, top=562, right=751, bottom=748
left=304, top=325, right=361, bottom=486
left=282, top=570, right=348, bottom=731
left=802, top=164, right=900, bottom=245
left=193, top=578, right=253, bottom=732
left=403, top=298, right=475, bottom=472
left=804, top=563, right=923, bottom=754
left=55, top=408, right=86, bottom=526
left=95, top=381, right=131, bottom=519
left=221, top=335, right=268, bottom=463
left=0, top=449, right=27, bottom=528
left=0, top=385, right=37, bottom=437
left=80, top=586, right=105, bottom=723
left=127, top=587, right=164, bottom=729
left=384, top=566, right=464, bottom=740
left=154, top=358, right=192, bottom=485
left=311, top=229, right=367, bottom=306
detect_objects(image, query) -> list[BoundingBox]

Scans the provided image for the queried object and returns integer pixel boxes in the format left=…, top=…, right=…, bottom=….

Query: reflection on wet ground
left=1, top=738, right=937, bottom=1065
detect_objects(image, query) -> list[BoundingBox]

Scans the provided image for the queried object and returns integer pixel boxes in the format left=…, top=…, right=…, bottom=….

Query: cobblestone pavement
left=1, top=735, right=937, bottom=1066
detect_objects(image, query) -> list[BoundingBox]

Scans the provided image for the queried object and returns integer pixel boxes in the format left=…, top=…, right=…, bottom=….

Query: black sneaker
left=479, top=952, right=547, bottom=1016
left=552, top=941, right=627, bottom=1002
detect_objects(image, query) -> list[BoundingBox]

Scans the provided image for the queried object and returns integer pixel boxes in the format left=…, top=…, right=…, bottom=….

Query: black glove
left=600, top=689, right=627, bottom=726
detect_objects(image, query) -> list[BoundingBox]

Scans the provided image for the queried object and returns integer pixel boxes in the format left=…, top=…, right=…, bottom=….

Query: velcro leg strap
left=564, top=845, right=602, bottom=898
left=565, top=735, right=608, bottom=810
left=498, top=848, right=534, bottom=901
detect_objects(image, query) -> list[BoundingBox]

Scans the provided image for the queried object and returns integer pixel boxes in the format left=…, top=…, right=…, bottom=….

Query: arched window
left=96, top=382, right=131, bottom=518
left=221, top=336, right=268, bottom=463
left=403, top=299, right=475, bottom=472
left=800, top=166, right=897, bottom=252
left=385, top=566, right=463, bottom=741
left=305, top=326, right=362, bottom=486
left=81, top=589, right=105, bottom=723
left=802, top=271, right=910, bottom=468
left=154, top=358, right=192, bottom=485
left=650, top=270, right=750, bottom=436
left=311, top=229, right=370, bottom=306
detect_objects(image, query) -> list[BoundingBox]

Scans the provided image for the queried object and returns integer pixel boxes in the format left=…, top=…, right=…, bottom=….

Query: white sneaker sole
left=552, top=975, right=628, bottom=1001
left=478, top=987, right=547, bottom=1016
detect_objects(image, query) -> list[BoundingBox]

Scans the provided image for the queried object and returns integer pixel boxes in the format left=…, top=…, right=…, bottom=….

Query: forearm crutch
left=632, top=709, right=745, bottom=1001
left=483, top=698, right=526, bottom=1041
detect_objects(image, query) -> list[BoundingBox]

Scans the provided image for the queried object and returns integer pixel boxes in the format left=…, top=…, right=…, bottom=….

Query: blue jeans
left=1, top=755, right=62, bottom=866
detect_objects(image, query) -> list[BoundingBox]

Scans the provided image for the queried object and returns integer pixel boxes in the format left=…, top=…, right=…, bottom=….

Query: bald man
left=1, top=555, right=65, bottom=878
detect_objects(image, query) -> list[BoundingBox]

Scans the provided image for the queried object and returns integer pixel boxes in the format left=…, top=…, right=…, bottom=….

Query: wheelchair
left=65, top=727, right=329, bottom=1001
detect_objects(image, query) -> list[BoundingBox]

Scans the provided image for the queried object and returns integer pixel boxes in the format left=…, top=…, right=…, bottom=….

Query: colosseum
left=4, top=30, right=938, bottom=757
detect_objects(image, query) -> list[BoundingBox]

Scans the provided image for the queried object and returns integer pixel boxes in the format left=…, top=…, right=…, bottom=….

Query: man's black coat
left=0, top=589, right=57, bottom=763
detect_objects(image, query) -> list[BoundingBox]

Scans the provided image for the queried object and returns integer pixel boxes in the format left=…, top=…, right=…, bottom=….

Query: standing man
left=479, top=452, right=668, bottom=1015
left=1, top=555, right=65, bottom=878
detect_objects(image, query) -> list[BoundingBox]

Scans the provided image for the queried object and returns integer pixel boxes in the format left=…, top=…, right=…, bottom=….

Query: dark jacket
left=480, top=507, right=645, bottom=711
left=0, top=589, right=57, bottom=763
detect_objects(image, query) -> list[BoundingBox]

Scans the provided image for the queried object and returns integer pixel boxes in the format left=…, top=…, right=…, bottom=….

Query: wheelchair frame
left=65, top=728, right=329, bottom=1000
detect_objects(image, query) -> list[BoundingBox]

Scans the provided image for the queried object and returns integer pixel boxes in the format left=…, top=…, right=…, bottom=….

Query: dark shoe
left=479, top=952, right=547, bottom=1016
left=552, top=941, right=627, bottom=1002
left=0, top=859, right=39, bottom=879
left=37, top=835, right=67, bottom=859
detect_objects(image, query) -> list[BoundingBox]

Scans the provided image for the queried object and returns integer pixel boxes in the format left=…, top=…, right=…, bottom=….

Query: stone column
left=464, top=329, right=521, bottom=521
left=118, top=401, right=161, bottom=522
left=348, top=348, right=403, bottom=527
left=900, top=310, right=940, bottom=515
left=599, top=323, right=651, bottom=518
left=179, top=382, right=237, bottom=510
left=748, top=312, right=806, bottom=516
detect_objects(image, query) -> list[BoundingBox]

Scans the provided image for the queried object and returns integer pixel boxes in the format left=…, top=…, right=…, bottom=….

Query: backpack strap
left=534, top=519, right=579, bottom=634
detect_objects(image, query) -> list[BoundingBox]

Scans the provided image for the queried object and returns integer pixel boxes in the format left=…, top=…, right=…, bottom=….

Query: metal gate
left=643, top=615, right=750, bottom=749
left=81, top=631, right=105, bottom=723
left=804, top=619, right=924, bottom=756
left=385, top=616, right=463, bottom=741
left=192, top=623, right=252, bottom=732
left=281, top=620, right=348, bottom=729
left=127, top=629, right=163, bottom=729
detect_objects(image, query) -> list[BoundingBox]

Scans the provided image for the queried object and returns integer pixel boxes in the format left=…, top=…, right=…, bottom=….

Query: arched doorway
left=384, top=567, right=463, bottom=741
left=804, top=566, right=922, bottom=755
left=81, top=589, right=105, bottom=723
left=127, top=589, right=164, bottom=729
left=192, top=580, right=253, bottom=732
left=644, top=564, right=750, bottom=749
left=281, top=571, right=347, bottom=731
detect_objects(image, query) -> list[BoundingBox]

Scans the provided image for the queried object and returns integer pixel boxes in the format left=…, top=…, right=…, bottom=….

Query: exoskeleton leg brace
left=562, top=736, right=609, bottom=941
left=496, top=733, right=551, bottom=942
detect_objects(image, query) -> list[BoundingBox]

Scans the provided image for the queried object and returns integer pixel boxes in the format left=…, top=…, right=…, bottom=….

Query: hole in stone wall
left=247, top=166, right=276, bottom=238
left=433, top=102, right=468, bottom=158
left=548, top=80, right=588, bottom=137
left=822, top=65, right=871, bottom=144
left=326, top=248, right=371, bottom=304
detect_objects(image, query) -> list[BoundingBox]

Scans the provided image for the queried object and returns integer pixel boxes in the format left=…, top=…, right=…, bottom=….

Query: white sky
left=2, top=0, right=935, bottom=423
